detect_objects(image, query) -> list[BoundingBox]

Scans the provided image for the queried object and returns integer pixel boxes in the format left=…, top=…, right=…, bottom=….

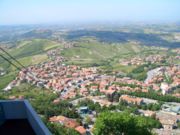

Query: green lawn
left=0, top=71, right=17, bottom=90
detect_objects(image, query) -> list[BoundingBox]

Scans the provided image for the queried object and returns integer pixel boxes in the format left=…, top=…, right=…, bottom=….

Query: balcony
left=0, top=100, right=51, bottom=135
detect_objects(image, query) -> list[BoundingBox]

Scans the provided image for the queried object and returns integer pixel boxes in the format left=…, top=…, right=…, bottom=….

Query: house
left=90, top=85, right=98, bottom=92
left=138, top=110, right=156, bottom=117
left=87, top=95, right=111, bottom=107
left=49, top=115, right=80, bottom=128
left=49, top=115, right=67, bottom=123
left=91, top=98, right=112, bottom=107
left=156, top=112, right=180, bottom=130
left=152, top=84, right=160, bottom=91
left=65, top=119, right=80, bottom=128
left=103, top=89, right=116, bottom=96
left=75, top=126, right=86, bottom=135
left=8, top=96, right=16, bottom=100
left=119, top=95, right=143, bottom=105
left=108, top=85, right=116, bottom=91
left=80, top=88, right=89, bottom=96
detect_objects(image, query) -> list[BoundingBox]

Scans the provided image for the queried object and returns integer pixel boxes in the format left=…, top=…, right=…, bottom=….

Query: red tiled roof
left=120, top=95, right=143, bottom=104
left=75, top=126, right=86, bottom=134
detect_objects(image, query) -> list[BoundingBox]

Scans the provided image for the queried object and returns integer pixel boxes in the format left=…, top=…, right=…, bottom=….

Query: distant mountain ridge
left=0, top=29, right=52, bottom=43
left=21, top=30, right=52, bottom=39
left=66, top=30, right=180, bottom=48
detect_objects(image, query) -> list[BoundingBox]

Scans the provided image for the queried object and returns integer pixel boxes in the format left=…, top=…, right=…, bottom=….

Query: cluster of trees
left=128, top=71, right=147, bottom=81
left=128, top=63, right=161, bottom=81
left=78, top=99, right=101, bottom=113
left=107, top=100, right=162, bottom=115
left=137, top=103, right=162, bottom=111
left=132, top=65, right=146, bottom=73
left=93, top=112, right=161, bottom=135
left=119, top=100, right=162, bottom=111
left=28, top=92, right=80, bottom=119
left=119, top=91, right=180, bottom=103
left=77, top=99, right=122, bottom=113
left=112, top=82, right=142, bottom=88
left=110, top=102, right=139, bottom=114
left=132, top=63, right=161, bottom=73
left=178, top=121, right=180, bottom=129
left=78, top=97, right=162, bottom=116
left=78, top=98, right=139, bottom=115
left=164, top=73, right=173, bottom=84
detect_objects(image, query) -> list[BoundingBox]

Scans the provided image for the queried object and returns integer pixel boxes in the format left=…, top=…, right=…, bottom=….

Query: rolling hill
left=0, top=39, right=63, bottom=89
left=65, top=30, right=180, bottom=48
left=0, top=39, right=62, bottom=68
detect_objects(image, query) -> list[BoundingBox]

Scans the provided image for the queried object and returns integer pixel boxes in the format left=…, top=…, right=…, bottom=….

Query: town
left=4, top=46, right=180, bottom=135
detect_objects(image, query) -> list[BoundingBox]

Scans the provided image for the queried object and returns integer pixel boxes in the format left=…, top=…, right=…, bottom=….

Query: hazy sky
left=0, top=0, right=180, bottom=25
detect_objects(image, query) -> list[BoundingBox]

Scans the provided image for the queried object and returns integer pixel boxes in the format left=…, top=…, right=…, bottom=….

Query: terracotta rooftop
left=75, top=126, right=86, bottom=134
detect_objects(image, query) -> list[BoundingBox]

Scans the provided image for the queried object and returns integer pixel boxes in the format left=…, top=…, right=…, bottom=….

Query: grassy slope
left=0, top=39, right=63, bottom=68
left=0, top=72, right=17, bottom=90
left=62, top=40, right=144, bottom=62
left=61, top=39, right=153, bottom=73
left=8, top=39, right=60, bottom=58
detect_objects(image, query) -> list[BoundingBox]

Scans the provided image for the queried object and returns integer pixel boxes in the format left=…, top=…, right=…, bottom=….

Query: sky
left=0, top=0, right=180, bottom=25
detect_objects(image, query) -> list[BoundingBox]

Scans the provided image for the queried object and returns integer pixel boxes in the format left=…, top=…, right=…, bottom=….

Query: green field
left=8, top=39, right=62, bottom=58
left=0, top=72, right=17, bottom=90
left=0, top=39, right=63, bottom=68
left=62, top=39, right=146, bottom=63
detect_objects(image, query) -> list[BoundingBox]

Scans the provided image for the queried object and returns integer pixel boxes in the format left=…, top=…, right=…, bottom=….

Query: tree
left=93, top=112, right=161, bottom=135
left=85, top=116, right=92, bottom=125
left=177, top=121, right=180, bottom=129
